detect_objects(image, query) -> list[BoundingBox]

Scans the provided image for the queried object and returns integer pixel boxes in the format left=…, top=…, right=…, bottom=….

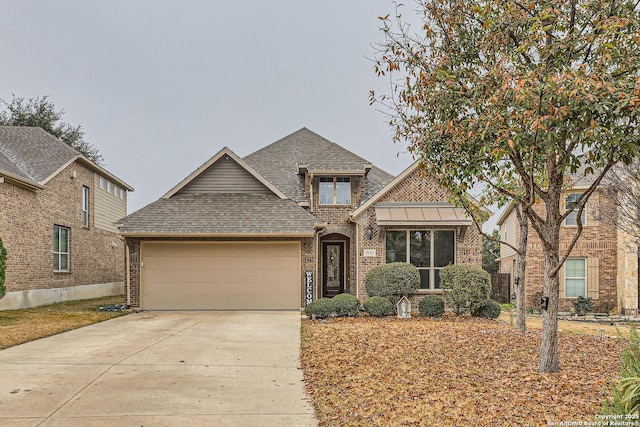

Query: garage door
left=141, top=241, right=301, bottom=310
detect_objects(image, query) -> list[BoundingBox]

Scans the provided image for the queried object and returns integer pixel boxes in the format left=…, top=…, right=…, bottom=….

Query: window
left=319, top=177, right=351, bottom=205
left=386, top=229, right=456, bottom=289
left=82, top=186, right=89, bottom=227
left=53, top=225, right=69, bottom=272
left=565, top=258, right=586, bottom=297
left=119, top=188, right=124, bottom=199
left=113, top=184, right=119, bottom=196
left=106, top=181, right=112, bottom=193
left=565, top=193, right=586, bottom=226
left=99, top=176, right=105, bottom=189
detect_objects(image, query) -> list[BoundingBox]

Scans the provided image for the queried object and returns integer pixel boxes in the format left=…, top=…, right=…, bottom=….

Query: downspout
left=122, top=237, right=131, bottom=307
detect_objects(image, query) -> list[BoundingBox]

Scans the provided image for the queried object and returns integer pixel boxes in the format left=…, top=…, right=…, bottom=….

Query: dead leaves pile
left=301, top=315, right=623, bottom=426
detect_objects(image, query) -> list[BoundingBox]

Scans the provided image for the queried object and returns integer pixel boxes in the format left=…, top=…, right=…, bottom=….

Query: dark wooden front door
left=322, top=242, right=345, bottom=297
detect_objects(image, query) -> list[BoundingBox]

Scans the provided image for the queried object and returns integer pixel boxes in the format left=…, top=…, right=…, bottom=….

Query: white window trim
left=565, top=258, right=587, bottom=298
left=564, top=193, right=587, bottom=227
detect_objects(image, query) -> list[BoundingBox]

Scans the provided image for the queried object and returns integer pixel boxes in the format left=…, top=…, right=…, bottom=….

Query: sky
left=0, top=1, right=500, bottom=230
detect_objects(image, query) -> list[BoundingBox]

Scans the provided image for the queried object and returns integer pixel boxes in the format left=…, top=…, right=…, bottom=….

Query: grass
left=0, top=295, right=129, bottom=350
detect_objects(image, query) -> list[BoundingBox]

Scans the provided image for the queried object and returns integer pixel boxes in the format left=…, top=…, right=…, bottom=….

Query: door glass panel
left=325, top=244, right=341, bottom=290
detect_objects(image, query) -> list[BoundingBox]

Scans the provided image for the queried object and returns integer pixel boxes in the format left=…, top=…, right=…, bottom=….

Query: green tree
left=373, top=1, right=640, bottom=373
left=0, top=237, right=7, bottom=299
left=482, top=229, right=500, bottom=274
left=0, top=95, right=103, bottom=165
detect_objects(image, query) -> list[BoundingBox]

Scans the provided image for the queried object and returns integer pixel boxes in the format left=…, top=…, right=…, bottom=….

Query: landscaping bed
left=301, top=315, right=624, bottom=426
left=0, top=295, right=129, bottom=350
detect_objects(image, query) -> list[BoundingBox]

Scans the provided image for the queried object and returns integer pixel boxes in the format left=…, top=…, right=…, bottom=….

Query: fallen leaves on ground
left=0, top=296, right=128, bottom=349
left=301, top=315, right=624, bottom=427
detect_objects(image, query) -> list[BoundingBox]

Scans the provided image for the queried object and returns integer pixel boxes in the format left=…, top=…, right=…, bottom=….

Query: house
left=118, top=128, right=482, bottom=310
left=496, top=172, right=639, bottom=314
left=0, top=126, right=134, bottom=310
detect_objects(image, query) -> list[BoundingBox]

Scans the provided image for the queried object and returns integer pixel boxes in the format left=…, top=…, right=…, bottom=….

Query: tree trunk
left=515, top=210, right=528, bottom=332
left=538, top=190, right=562, bottom=374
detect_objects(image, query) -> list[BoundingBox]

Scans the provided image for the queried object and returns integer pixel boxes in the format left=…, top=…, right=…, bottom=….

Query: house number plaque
left=305, top=271, right=313, bottom=305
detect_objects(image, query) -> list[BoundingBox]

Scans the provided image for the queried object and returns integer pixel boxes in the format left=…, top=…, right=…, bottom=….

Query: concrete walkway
left=0, top=311, right=317, bottom=426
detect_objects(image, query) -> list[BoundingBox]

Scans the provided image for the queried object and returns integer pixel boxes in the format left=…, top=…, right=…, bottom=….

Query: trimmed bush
left=365, top=262, right=420, bottom=309
left=0, top=237, right=6, bottom=299
left=572, top=296, right=593, bottom=316
left=471, top=299, right=501, bottom=319
left=332, top=293, right=361, bottom=317
left=419, top=295, right=445, bottom=317
left=363, top=296, right=393, bottom=317
left=304, top=298, right=336, bottom=319
left=440, top=265, right=491, bottom=315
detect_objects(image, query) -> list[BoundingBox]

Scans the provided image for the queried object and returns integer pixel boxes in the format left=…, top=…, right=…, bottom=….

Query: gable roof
left=244, top=128, right=394, bottom=203
left=163, top=146, right=287, bottom=199
left=0, top=126, right=132, bottom=191
left=118, top=193, right=319, bottom=236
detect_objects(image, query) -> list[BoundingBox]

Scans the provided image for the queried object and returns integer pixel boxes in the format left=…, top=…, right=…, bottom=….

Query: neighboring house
left=0, top=126, right=134, bottom=310
left=118, top=128, right=483, bottom=310
left=497, top=172, right=639, bottom=314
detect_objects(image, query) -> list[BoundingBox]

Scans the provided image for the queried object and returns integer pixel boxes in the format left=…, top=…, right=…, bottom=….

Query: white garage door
left=141, top=241, right=301, bottom=310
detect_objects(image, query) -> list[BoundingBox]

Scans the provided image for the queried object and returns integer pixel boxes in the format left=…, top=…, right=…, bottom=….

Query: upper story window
left=319, top=177, right=351, bottom=205
left=99, top=176, right=105, bottom=189
left=565, top=193, right=586, bottom=226
left=82, top=186, right=89, bottom=228
left=53, top=225, right=69, bottom=272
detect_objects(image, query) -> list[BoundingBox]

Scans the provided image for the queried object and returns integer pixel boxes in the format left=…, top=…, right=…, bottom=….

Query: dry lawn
left=0, top=295, right=129, bottom=350
left=301, top=315, right=627, bottom=427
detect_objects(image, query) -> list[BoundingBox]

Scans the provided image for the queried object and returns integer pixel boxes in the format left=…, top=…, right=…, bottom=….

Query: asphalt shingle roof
left=244, top=128, right=394, bottom=203
left=0, top=126, right=79, bottom=183
left=118, top=194, right=319, bottom=235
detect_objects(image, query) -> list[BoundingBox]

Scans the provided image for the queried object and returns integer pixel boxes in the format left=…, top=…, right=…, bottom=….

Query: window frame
left=385, top=229, right=456, bottom=290
left=564, top=258, right=587, bottom=298
left=53, top=225, right=70, bottom=272
left=565, top=193, right=586, bottom=226
left=318, top=177, right=351, bottom=205
left=82, top=186, right=90, bottom=228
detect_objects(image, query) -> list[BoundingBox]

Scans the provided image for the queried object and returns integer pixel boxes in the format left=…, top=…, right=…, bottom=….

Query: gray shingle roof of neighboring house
left=118, top=194, right=319, bottom=235
left=0, top=126, right=79, bottom=184
left=244, top=128, right=394, bottom=204
left=0, top=126, right=133, bottom=190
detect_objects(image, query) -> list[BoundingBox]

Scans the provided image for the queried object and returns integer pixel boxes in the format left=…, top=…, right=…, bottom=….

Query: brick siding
left=0, top=161, right=125, bottom=293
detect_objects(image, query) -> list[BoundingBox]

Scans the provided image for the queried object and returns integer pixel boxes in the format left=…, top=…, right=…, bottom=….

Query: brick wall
left=354, top=167, right=483, bottom=303
left=500, top=190, right=621, bottom=312
left=0, top=161, right=125, bottom=292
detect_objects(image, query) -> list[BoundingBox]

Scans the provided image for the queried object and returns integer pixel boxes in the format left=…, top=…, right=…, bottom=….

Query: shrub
left=363, top=296, right=393, bottom=317
left=602, top=328, right=640, bottom=415
left=419, top=295, right=444, bottom=317
left=332, top=293, right=361, bottom=317
left=365, top=262, right=420, bottom=309
left=304, top=298, right=336, bottom=319
left=0, top=237, right=6, bottom=299
left=471, top=299, right=501, bottom=319
left=572, top=296, right=593, bottom=316
left=440, top=265, right=491, bottom=315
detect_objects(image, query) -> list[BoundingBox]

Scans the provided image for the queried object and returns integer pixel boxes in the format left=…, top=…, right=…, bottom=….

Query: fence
left=490, top=273, right=511, bottom=303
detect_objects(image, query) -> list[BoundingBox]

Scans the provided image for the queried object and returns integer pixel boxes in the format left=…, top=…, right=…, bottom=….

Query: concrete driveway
left=0, top=311, right=317, bottom=427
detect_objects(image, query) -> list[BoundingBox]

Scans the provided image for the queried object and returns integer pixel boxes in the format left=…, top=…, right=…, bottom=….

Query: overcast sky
left=0, top=1, right=500, bottom=229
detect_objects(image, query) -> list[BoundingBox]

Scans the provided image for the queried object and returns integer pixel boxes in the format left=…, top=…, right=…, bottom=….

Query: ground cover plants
left=301, top=315, right=624, bottom=426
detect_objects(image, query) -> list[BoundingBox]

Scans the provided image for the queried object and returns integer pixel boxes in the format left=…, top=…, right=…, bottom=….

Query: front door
left=322, top=242, right=345, bottom=297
